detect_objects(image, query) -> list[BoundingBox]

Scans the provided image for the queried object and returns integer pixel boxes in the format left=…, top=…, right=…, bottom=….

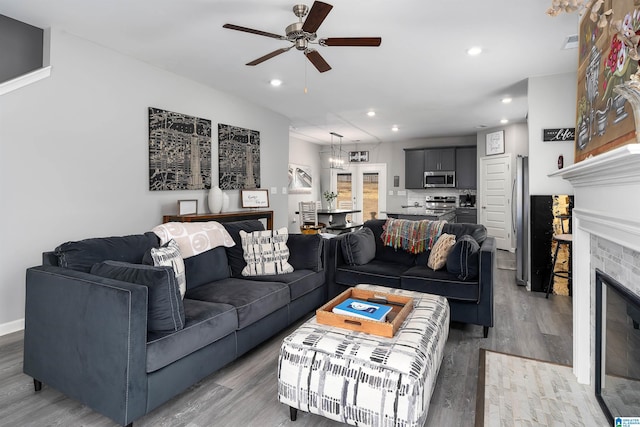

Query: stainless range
left=424, top=196, right=456, bottom=222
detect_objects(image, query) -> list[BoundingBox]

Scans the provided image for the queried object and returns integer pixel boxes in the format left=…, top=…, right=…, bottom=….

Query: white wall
left=528, top=72, right=577, bottom=195
left=288, top=137, right=321, bottom=233
left=0, top=29, right=290, bottom=332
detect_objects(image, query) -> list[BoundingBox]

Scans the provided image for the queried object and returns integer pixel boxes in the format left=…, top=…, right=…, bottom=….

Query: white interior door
left=479, top=154, right=513, bottom=250
left=331, top=163, right=387, bottom=224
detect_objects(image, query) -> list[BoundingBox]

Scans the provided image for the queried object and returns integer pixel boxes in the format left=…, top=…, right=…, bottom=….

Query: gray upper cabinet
left=405, top=149, right=425, bottom=189
left=456, top=146, right=477, bottom=189
left=424, top=148, right=455, bottom=171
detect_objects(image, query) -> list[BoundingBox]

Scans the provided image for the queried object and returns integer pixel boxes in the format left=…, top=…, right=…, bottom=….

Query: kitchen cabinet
left=456, top=146, right=477, bottom=189
left=424, top=148, right=455, bottom=171
left=404, top=149, right=425, bottom=189
left=455, top=208, right=477, bottom=223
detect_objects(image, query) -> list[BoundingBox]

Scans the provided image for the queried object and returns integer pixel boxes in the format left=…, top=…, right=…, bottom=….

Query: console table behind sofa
left=163, top=210, right=273, bottom=230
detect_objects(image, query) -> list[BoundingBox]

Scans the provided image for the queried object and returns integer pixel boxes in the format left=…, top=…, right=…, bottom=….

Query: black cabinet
left=456, top=147, right=477, bottom=189
left=456, top=208, right=477, bottom=223
left=404, top=149, right=425, bottom=189
left=424, top=148, right=455, bottom=171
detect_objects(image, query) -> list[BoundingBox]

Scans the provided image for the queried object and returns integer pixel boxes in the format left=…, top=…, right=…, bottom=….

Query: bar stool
left=545, top=214, right=572, bottom=298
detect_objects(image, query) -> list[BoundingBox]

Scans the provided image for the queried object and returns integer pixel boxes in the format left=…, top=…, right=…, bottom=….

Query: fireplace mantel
left=549, top=143, right=640, bottom=385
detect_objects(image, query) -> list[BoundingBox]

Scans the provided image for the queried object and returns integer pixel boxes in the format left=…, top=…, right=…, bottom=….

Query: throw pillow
left=143, top=239, right=186, bottom=298
left=341, top=227, right=376, bottom=266
left=221, top=220, right=265, bottom=277
left=239, top=227, right=294, bottom=276
left=90, top=261, right=185, bottom=333
left=446, top=234, right=481, bottom=280
left=427, top=233, right=456, bottom=270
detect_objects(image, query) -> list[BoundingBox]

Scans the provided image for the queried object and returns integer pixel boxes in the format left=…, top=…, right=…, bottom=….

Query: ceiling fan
left=223, top=1, right=382, bottom=73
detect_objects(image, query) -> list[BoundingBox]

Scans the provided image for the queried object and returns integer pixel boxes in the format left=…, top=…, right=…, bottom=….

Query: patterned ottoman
left=277, top=284, right=450, bottom=427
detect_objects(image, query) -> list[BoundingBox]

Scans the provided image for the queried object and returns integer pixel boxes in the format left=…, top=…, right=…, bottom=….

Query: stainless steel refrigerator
left=514, top=155, right=529, bottom=286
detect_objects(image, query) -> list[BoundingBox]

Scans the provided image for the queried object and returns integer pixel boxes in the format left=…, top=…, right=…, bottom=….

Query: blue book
left=332, top=298, right=392, bottom=322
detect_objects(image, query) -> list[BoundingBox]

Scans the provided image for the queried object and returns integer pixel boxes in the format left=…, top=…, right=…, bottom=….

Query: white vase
left=208, top=185, right=223, bottom=213
left=221, top=192, right=230, bottom=212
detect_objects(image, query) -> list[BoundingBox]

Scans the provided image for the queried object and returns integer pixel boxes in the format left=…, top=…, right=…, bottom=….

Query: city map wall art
left=148, top=107, right=212, bottom=191
left=218, top=123, right=260, bottom=190
left=576, top=0, right=640, bottom=162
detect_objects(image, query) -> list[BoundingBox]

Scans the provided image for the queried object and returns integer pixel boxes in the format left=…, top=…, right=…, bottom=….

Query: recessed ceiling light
left=270, top=79, right=282, bottom=87
left=500, top=119, right=509, bottom=124
left=467, top=46, right=482, bottom=56
left=391, top=125, right=399, bottom=132
left=501, top=97, right=512, bottom=104
left=367, top=111, right=376, bottom=117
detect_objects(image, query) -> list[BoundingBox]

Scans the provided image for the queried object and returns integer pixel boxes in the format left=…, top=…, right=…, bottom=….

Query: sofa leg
left=33, top=379, right=42, bottom=392
left=290, top=406, right=297, bottom=421
left=124, top=423, right=132, bottom=427
left=483, top=326, right=489, bottom=338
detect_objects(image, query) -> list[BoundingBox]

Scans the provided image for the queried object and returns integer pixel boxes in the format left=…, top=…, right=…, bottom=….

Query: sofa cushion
left=90, top=261, right=186, bottom=332
left=55, top=232, right=159, bottom=273
left=143, top=240, right=186, bottom=298
left=446, top=235, right=480, bottom=280
left=185, top=277, right=290, bottom=329
left=240, top=228, right=294, bottom=276
left=146, top=299, right=237, bottom=373
left=287, top=233, right=324, bottom=272
left=341, top=227, right=376, bottom=265
left=442, top=223, right=487, bottom=245
left=400, top=266, right=480, bottom=302
left=246, top=269, right=325, bottom=300
left=427, top=233, right=456, bottom=270
left=364, top=220, right=416, bottom=266
left=335, top=260, right=408, bottom=288
left=183, top=246, right=230, bottom=290
left=222, top=220, right=265, bottom=277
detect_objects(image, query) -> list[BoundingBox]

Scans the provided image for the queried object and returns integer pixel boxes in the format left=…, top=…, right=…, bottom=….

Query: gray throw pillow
left=90, top=261, right=185, bottom=333
left=446, top=234, right=480, bottom=280
left=341, top=227, right=376, bottom=265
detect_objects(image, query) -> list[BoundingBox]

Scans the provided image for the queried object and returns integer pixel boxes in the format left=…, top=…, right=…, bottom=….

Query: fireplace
left=594, top=269, right=640, bottom=422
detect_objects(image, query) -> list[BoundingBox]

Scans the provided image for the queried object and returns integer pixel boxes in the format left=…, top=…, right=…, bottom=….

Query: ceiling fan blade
left=305, top=50, right=332, bottom=73
left=321, top=37, right=382, bottom=47
left=223, top=24, right=284, bottom=40
left=302, top=1, right=333, bottom=33
left=246, top=47, right=291, bottom=66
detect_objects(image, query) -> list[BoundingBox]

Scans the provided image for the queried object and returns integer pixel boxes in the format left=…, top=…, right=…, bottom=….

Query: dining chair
left=337, top=200, right=353, bottom=223
left=299, top=201, right=324, bottom=234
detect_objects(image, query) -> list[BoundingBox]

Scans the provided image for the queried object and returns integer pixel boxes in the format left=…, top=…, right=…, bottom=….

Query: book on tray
left=332, top=298, right=392, bottom=322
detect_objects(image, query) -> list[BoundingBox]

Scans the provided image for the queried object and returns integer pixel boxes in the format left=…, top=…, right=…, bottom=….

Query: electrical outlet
left=388, top=190, right=394, bottom=196
left=282, top=187, right=287, bottom=194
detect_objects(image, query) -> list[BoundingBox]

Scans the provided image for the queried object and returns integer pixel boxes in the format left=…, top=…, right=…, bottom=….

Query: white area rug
left=475, top=349, right=609, bottom=426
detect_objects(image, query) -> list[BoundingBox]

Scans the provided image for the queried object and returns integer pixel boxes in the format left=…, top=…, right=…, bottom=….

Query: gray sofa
left=327, top=219, right=495, bottom=337
left=23, top=220, right=326, bottom=427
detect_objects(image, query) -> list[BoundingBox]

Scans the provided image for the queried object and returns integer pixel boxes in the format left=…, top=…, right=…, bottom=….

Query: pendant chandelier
left=326, top=131, right=346, bottom=169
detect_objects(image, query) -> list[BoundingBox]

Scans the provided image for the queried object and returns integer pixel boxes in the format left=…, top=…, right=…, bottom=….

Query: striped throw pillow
left=240, top=228, right=294, bottom=276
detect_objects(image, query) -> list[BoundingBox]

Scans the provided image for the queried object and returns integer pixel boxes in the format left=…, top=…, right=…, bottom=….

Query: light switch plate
left=282, top=187, right=287, bottom=194
left=388, top=190, right=394, bottom=196
left=398, top=190, right=407, bottom=196
left=270, top=187, right=277, bottom=194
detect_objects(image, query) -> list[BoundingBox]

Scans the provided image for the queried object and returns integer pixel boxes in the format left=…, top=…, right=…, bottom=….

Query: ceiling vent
left=563, top=34, right=579, bottom=50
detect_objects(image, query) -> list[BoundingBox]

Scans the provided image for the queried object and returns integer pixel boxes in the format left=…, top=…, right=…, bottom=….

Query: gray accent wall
left=0, top=28, right=290, bottom=332
left=0, top=14, right=43, bottom=82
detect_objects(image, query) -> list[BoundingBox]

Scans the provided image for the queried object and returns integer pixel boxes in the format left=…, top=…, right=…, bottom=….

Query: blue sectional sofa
left=23, top=220, right=326, bottom=426
left=327, top=219, right=496, bottom=337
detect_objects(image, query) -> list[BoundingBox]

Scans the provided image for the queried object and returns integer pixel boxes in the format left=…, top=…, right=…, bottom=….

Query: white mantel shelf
left=548, top=144, right=640, bottom=186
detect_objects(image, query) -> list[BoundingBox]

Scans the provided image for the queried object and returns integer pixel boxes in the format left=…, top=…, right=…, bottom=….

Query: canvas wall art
left=576, top=0, right=640, bottom=162
left=288, top=163, right=312, bottom=194
left=148, top=107, right=212, bottom=191
left=218, top=123, right=260, bottom=190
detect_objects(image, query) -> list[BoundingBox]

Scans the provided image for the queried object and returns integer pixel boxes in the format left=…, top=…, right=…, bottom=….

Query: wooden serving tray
left=316, top=288, right=414, bottom=338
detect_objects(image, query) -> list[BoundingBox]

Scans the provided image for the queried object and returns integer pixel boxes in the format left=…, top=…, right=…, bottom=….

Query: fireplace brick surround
left=550, top=144, right=640, bottom=385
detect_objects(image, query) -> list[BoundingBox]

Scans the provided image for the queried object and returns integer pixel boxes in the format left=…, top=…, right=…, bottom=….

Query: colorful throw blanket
left=381, top=218, right=446, bottom=254
left=152, top=221, right=235, bottom=258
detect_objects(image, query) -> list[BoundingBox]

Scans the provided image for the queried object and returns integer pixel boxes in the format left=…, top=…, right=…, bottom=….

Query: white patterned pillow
left=427, top=233, right=456, bottom=270
left=240, top=228, right=294, bottom=276
left=146, top=239, right=186, bottom=298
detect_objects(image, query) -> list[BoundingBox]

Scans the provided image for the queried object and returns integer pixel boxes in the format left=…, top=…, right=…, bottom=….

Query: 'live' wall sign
left=543, top=128, right=575, bottom=142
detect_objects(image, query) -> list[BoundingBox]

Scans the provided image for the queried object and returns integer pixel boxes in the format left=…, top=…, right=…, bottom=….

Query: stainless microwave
left=424, top=171, right=455, bottom=188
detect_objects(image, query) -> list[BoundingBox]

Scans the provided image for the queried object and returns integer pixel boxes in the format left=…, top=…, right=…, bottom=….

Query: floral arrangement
left=323, top=191, right=338, bottom=204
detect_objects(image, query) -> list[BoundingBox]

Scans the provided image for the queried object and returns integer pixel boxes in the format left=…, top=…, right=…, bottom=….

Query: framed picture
left=241, top=189, right=269, bottom=208
left=288, top=163, right=312, bottom=194
left=349, top=151, right=369, bottom=162
left=486, top=131, right=505, bottom=155
left=178, top=199, right=198, bottom=215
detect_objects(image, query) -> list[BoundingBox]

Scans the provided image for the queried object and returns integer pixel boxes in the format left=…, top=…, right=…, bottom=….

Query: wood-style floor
left=0, top=250, right=573, bottom=426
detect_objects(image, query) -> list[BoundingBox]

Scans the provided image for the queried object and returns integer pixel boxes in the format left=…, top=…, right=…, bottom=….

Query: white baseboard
left=0, top=318, right=25, bottom=336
